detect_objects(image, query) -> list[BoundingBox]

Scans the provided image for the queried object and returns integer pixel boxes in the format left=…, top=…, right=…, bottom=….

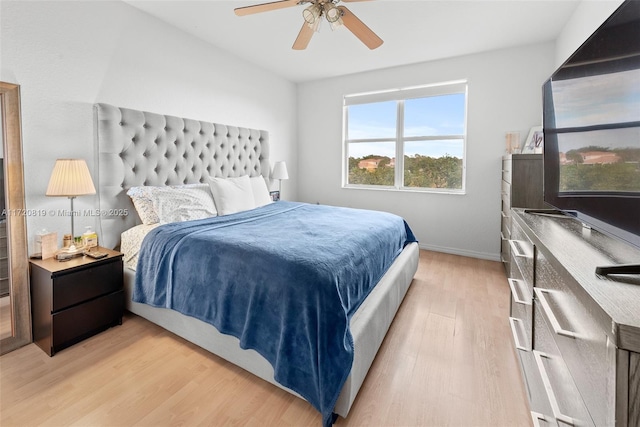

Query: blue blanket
left=134, top=201, right=417, bottom=426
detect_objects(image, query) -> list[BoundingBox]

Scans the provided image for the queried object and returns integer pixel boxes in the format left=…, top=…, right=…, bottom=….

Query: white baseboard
left=418, top=243, right=501, bottom=262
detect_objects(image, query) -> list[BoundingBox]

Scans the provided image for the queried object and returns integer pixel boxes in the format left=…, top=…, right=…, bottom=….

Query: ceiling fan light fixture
left=303, top=3, right=321, bottom=24
left=323, top=2, right=341, bottom=23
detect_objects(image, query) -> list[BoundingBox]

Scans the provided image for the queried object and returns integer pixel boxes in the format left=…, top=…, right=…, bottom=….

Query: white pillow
left=152, top=185, right=217, bottom=224
left=250, top=176, right=272, bottom=208
left=208, top=175, right=255, bottom=215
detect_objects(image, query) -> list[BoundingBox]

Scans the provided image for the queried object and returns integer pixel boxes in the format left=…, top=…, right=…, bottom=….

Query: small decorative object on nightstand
left=29, top=247, right=124, bottom=356
left=269, top=191, right=280, bottom=202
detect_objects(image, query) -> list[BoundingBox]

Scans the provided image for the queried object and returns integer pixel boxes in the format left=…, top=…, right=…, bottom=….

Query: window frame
left=342, top=80, right=468, bottom=194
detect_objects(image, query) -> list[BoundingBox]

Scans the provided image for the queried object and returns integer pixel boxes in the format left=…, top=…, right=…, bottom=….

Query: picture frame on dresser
left=521, top=126, right=542, bottom=154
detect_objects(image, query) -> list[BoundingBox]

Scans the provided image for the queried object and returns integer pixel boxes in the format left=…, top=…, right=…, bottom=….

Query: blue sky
left=347, top=93, right=466, bottom=158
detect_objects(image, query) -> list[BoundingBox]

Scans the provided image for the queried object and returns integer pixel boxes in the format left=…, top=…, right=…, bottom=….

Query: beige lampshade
left=271, top=161, right=289, bottom=180
left=46, top=159, right=96, bottom=197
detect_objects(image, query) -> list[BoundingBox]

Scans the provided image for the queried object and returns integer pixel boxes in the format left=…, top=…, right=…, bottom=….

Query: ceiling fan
left=234, top=0, right=383, bottom=50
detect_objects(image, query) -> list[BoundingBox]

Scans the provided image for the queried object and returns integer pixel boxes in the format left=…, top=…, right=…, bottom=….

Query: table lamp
left=46, top=159, right=96, bottom=250
left=271, top=161, right=289, bottom=197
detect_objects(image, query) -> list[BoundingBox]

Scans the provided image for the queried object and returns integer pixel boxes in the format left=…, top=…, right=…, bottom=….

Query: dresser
left=501, top=154, right=544, bottom=275
left=30, top=247, right=124, bottom=356
left=509, top=209, right=640, bottom=426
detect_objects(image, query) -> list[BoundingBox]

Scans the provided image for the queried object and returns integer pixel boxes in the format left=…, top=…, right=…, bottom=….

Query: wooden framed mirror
left=0, top=82, right=31, bottom=354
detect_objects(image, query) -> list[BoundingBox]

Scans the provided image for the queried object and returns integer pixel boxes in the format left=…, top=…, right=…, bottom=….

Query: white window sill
left=342, top=184, right=466, bottom=195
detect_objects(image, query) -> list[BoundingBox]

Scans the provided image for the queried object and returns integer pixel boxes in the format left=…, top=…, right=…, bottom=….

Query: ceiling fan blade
left=337, top=5, right=383, bottom=49
left=235, top=0, right=300, bottom=17
left=292, top=22, right=314, bottom=50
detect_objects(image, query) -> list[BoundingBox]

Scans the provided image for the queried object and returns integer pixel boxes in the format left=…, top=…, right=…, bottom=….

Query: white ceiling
left=125, top=0, right=582, bottom=83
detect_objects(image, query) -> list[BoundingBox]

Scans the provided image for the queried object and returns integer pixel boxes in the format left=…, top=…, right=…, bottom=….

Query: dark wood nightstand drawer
left=53, top=259, right=123, bottom=311
left=52, top=290, right=124, bottom=353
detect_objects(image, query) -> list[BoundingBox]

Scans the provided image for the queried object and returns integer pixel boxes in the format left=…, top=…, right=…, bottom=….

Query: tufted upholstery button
left=143, top=152, right=148, bottom=157
left=119, top=122, right=124, bottom=126
left=143, top=123, right=148, bottom=129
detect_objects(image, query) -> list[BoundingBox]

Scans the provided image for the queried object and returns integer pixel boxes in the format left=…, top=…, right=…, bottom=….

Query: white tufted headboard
left=94, top=103, right=270, bottom=249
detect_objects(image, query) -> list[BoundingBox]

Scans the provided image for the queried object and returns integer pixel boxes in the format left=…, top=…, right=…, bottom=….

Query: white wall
left=1, top=0, right=297, bottom=250
left=297, top=43, right=556, bottom=260
left=554, top=0, right=624, bottom=67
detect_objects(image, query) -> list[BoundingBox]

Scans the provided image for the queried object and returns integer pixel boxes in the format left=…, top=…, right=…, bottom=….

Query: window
left=344, top=81, right=467, bottom=192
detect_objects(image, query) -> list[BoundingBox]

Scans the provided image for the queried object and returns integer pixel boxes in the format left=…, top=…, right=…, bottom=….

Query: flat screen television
left=542, top=0, right=640, bottom=259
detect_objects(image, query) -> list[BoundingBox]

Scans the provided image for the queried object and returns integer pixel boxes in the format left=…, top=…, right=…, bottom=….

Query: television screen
left=550, top=68, right=640, bottom=193
left=543, top=0, right=640, bottom=249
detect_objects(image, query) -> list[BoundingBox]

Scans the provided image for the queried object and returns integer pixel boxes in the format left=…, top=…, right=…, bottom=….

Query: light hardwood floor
left=0, top=250, right=532, bottom=426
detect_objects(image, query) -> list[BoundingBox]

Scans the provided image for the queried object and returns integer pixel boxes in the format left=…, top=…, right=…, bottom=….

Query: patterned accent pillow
left=127, top=183, right=217, bottom=225
left=153, top=184, right=217, bottom=224
left=126, top=186, right=160, bottom=225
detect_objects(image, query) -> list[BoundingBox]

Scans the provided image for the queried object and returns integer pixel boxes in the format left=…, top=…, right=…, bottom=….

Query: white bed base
left=124, top=242, right=419, bottom=417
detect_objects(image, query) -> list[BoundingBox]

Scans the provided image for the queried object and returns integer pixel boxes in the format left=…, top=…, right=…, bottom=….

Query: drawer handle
left=508, top=317, right=529, bottom=351
left=534, top=288, right=577, bottom=338
left=530, top=411, right=547, bottom=427
left=508, top=239, right=531, bottom=259
left=533, top=351, right=577, bottom=426
left=508, top=278, right=531, bottom=305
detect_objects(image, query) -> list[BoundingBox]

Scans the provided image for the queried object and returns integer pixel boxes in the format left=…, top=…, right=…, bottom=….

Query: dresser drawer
left=501, top=179, right=511, bottom=200
left=502, top=192, right=511, bottom=218
left=502, top=158, right=512, bottom=183
left=53, top=259, right=123, bottom=311
left=501, top=210, right=511, bottom=238
left=510, top=218, right=535, bottom=292
left=533, top=303, right=595, bottom=427
left=534, top=250, right=613, bottom=426
left=52, top=290, right=124, bottom=352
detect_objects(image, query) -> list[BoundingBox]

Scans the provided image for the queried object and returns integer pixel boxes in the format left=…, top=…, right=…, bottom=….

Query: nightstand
left=29, top=247, right=124, bottom=356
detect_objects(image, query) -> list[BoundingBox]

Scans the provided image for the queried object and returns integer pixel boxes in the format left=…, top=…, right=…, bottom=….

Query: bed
left=93, top=103, right=420, bottom=426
